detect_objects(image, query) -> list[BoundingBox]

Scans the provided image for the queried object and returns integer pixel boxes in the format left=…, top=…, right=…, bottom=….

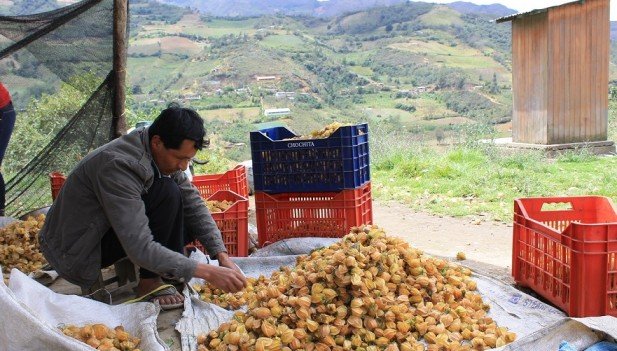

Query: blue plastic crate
left=250, top=123, right=370, bottom=193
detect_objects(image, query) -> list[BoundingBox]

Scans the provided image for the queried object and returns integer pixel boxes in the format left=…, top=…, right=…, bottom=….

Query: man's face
left=150, top=135, right=197, bottom=175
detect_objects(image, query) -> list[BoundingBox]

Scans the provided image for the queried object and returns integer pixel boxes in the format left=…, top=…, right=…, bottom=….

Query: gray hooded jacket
left=39, top=127, right=227, bottom=288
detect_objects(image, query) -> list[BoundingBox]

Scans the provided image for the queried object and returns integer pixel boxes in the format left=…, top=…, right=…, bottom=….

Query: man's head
left=148, top=104, right=208, bottom=175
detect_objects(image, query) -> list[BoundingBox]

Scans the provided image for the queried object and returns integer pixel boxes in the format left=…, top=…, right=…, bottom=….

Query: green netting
left=0, top=0, right=115, bottom=216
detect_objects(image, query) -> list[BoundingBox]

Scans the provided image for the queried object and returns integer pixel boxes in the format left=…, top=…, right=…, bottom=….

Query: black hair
left=148, top=103, right=207, bottom=150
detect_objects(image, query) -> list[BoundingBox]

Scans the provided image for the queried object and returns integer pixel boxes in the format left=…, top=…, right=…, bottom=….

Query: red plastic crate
left=49, top=172, right=66, bottom=200
left=192, top=165, right=248, bottom=199
left=255, top=182, right=373, bottom=247
left=187, top=190, right=249, bottom=257
left=513, top=196, right=617, bottom=317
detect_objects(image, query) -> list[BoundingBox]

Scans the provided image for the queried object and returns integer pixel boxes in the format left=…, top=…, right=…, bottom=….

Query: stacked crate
left=250, top=123, right=373, bottom=247
left=189, top=165, right=250, bottom=257
left=192, top=164, right=248, bottom=199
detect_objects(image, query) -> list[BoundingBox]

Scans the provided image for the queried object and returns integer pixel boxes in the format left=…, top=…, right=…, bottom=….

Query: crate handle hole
left=540, top=202, right=573, bottom=211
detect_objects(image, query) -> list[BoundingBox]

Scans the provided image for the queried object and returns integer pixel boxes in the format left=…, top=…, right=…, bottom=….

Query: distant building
left=182, top=93, right=201, bottom=101
left=264, top=108, right=291, bottom=117
left=275, top=91, right=296, bottom=100
left=255, top=75, right=277, bottom=81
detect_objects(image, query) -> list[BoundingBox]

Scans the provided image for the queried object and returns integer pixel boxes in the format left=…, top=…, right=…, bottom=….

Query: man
left=39, top=105, right=247, bottom=309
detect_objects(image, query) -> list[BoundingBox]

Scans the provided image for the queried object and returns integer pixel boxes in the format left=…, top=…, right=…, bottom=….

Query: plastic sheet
left=177, top=238, right=573, bottom=351
left=0, top=267, right=168, bottom=351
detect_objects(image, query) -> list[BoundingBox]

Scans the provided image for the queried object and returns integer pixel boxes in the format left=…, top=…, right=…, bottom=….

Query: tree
left=385, top=24, right=393, bottom=32
left=435, top=128, right=445, bottom=144
left=132, top=85, right=143, bottom=94
left=5, top=73, right=102, bottom=176
left=489, top=73, right=500, bottom=94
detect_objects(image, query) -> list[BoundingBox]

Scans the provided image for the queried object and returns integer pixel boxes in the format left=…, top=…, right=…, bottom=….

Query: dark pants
left=100, top=166, right=189, bottom=279
left=0, top=102, right=15, bottom=215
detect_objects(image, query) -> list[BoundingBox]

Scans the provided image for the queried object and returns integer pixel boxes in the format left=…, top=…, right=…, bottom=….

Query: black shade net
left=0, top=0, right=115, bottom=217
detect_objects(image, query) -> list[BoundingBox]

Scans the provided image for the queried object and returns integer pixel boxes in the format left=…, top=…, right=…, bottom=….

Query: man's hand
left=217, top=252, right=243, bottom=275
left=194, top=261, right=247, bottom=293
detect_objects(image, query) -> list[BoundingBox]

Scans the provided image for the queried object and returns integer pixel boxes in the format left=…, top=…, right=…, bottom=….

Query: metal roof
left=495, top=0, right=584, bottom=23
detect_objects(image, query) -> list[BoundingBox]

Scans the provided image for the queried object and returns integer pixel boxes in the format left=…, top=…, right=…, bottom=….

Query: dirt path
left=371, top=200, right=514, bottom=283
left=373, top=201, right=513, bottom=268
left=246, top=198, right=513, bottom=271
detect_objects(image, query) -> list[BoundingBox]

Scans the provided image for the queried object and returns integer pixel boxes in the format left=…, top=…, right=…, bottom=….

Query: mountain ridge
left=153, top=0, right=518, bottom=18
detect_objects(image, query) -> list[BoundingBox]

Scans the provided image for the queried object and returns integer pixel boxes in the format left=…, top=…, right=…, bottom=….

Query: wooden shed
left=497, top=0, right=610, bottom=145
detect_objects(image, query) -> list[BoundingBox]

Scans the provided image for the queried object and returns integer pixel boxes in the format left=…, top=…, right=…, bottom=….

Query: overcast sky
left=415, top=0, right=616, bottom=20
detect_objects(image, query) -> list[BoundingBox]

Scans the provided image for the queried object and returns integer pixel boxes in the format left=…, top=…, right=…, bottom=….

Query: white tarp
left=501, top=316, right=617, bottom=351
left=177, top=251, right=305, bottom=350
left=0, top=267, right=168, bottom=351
left=176, top=238, right=599, bottom=351
left=177, top=250, right=248, bottom=351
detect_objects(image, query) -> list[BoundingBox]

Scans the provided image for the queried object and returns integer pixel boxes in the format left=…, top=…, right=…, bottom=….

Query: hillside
left=117, top=0, right=521, bottom=161
left=4, top=0, right=617, bottom=163
left=0, top=0, right=80, bottom=15
left=154, top=0, right=517, bottom=18
left=155, top=0, right=408, bottom=18
left=445, top=1, right=515, bottom=17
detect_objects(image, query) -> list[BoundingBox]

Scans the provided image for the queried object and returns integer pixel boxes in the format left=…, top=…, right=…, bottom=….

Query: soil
left=40, top=198, right=516, bottom=350
left=372, top=200, right=514, bottom=283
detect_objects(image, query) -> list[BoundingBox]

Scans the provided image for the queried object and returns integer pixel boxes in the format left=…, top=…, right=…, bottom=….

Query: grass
left=341, top=50, right=378, bottom=65
left=202, top=18, right=261, bottom=30
left=348, top=66, right=373, bottom=77
left=357, top=94, right=459, bottom=129
left=198, top=107, right=261, bottom=121
left=418, top=5, right=464, bottom=27
left=131, top=36, right=203, bottom=56
left=359, top=93, right=398, bottom=108
left=389, top=40, right=504, bottom=70
left=258, top=34, right=310, bottom=52
left=127, top=56, right=187, bottom=93
left=139, top=15, right=261, bottom=38
left=370, top=130, right=617, bottom=223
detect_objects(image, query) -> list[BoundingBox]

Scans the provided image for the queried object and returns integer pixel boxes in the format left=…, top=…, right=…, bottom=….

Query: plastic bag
left=0, top=267, right=168, bottom=351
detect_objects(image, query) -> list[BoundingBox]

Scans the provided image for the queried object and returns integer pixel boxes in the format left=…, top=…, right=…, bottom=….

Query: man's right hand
left=194, top=262, right=247, bottom=293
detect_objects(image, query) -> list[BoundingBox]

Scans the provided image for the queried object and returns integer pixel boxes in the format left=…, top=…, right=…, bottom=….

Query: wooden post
left=112, top=0, right=128, bottom=139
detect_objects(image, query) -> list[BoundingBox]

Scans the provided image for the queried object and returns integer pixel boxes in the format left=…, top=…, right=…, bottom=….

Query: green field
left=348, top=65, right=374, bottom=77
left=128, top=56, right=186, bottom=92
left=198, top=107, right=261, bottom=121
left=138, top=14, right=262, bottom=38
left=259, top=34, right=310, bottom=52
left=372, top=143, right=617, bottom=222
left=388, top=40, right=503, bottom=70
left=418, top=6, right=464, bottom=26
